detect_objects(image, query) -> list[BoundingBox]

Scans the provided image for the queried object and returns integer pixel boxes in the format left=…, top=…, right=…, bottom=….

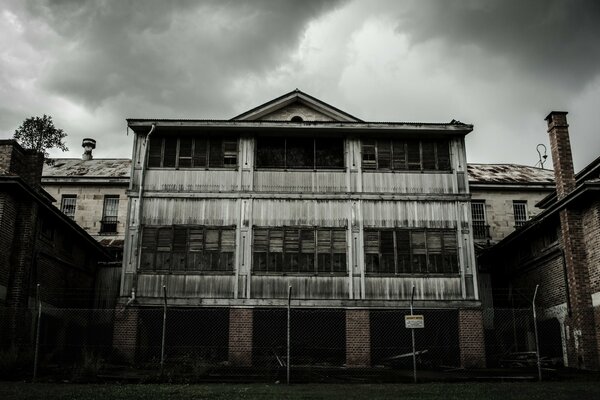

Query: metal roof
left=42, top=158, right=131, bottom=179
left=467, top=164, right=555, bottom=185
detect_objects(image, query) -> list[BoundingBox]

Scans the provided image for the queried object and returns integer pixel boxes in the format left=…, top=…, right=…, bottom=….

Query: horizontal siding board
left=361, top=201, right=458, bottom=228
left=143, top=170, right=239, bottom=192
left=364, top=276, right=462, bottom=300
left=142, top=198, right=238, bottom=225
left=136, top=274, right=235, bottom=298
left=253, top=171, right=346, bottom=192
left=252, top=200, right=348, bottom=227
left=362, top=172, right=455, bottom=194
left=251, top=276, right=349, bottom=299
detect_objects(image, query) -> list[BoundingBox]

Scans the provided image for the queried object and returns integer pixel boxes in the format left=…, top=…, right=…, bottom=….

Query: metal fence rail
left=0, top=302, right=566, bottom=383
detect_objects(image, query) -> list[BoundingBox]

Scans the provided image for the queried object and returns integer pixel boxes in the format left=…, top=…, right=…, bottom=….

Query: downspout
left=133, top=123, right=156, bottom=292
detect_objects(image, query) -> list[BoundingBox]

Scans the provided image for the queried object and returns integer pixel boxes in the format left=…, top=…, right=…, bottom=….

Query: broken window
left=364, top=228, right=459, bottom=274
left=361, top=139, right=452, bottom=171
left=140, top=226, right=236, bottom=272
left=256, top=137, right=344, bottom=170
left=252, top=227, right=347, bottom=274
left=147, top=135, right=238, bottom=169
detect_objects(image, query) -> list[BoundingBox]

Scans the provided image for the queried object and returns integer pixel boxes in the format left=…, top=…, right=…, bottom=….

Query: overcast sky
left=1, top=0, right=599, bottom=171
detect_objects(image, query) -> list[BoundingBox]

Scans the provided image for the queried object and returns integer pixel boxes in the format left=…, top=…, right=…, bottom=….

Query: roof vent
left=82, top=138, right=96, bottom=160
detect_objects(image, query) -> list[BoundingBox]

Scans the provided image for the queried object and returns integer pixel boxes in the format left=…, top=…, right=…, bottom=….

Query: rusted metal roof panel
left=467, top=164, right=555, bottom=185
left=42, top=158, right=131, bottom=178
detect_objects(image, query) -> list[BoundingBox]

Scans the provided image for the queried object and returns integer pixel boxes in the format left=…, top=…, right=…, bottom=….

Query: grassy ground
left=0, top=382, right=599, bottom=400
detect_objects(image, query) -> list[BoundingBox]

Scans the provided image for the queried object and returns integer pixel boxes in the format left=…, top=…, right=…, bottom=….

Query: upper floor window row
left=362, top=139, right=451, bottom=171
left=148, top=136, right=238, bottom=169
left=256, top=137, right=344, bottom=169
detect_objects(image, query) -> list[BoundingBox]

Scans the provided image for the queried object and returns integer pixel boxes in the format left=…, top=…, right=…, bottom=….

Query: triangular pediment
left=232, top=89, right=362, bottom=122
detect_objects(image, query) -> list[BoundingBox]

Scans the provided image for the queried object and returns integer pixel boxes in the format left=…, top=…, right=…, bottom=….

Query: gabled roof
left=231, top=89, right=363, bottom=122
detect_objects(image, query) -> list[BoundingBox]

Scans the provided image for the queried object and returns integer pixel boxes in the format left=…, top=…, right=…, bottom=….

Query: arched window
left=291, top=115, right=303, bottom=122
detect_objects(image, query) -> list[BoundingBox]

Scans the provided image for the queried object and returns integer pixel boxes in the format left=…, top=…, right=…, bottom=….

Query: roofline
left=231, top=89, right=363, bottom=122
left=126, top=119, right=473, bottom=136
left=0, top=177, right=111, bottom=258
left=469, top=183, right=555, bottom=190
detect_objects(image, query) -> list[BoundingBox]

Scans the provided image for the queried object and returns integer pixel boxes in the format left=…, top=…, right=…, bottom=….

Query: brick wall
left=228, top=308, right=253, bottom=366
left=582, top=200, right=600, bottom=296
left=346, top=309, right=371, bottom=367
left=458, top=308, right=486, bottom=368
left=546, top=112, right=576, bottom=199
left=112, top=307, right=139, bottom=363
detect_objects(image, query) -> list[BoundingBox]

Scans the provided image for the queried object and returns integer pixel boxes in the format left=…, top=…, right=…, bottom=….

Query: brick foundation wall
left=228, top=308, right=253, bottom=366
left=346, top=309, right=371, bottom=367
left=458, top=309, right=486, bottom=368
left=112, top=307, right=139, bottom=363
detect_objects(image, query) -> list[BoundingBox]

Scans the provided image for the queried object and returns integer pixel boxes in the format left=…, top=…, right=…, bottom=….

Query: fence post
left=410, top=285, right=417, bottom=383
left=287, top=285, right=292, bottom=385
left=32, top=284, right=41, bottom=382
left=532, top=284, right=542, bottom=381
left=160, top=285, right=167, bottom=376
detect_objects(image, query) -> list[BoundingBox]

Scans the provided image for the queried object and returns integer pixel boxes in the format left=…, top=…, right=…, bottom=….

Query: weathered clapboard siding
left=250, top=276, right=349, bottom=299
left=252, top=199, right=349, bottom=227
left=141, top=198, right=239, bottom=225
left=141, top=169, right=239, bottom=192
left=361, top=201, right=458, bottom=228
left=364, top=276, right=463, bottom=300
left=94, top=266, right=122, bottom=309
left=137, top=274, right=236, bottom=298
left=253, top=170, right=347, bottom=192
left=361, top=172, right=455, bottom=194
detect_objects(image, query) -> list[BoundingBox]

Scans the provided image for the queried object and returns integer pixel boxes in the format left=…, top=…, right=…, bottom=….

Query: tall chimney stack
left=545, top=111, right=575, bottom=199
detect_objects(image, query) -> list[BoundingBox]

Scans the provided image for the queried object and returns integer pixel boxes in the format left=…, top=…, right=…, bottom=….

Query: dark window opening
left=362, top=139, right=451, bottom=171
left=147, top=136, right=238, bottom=169
left=100, top=195, right=119, bottom=233
left=140, top=225, right=235, bottom=272
left=364, top=228, right=459, bottom=274
left=253, top=227, right=347, bottom=274
left=291, top=116, right=304, bottom=122
left=256, top=137, right=344, bottom=170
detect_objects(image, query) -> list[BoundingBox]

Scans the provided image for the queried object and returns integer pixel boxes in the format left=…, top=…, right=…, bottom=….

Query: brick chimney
left=545, top=111, right=599, bottom=369
left=545, top=111, right=575, bottom=199
left=0, top=139, right=44, bottom=189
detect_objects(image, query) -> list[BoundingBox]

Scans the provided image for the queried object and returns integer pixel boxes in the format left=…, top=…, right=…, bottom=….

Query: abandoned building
left=114, top=89, right=487, bottom=368
left=482, top=112, right=600, bottom=370
left=0, top=139, right=108, bottom=347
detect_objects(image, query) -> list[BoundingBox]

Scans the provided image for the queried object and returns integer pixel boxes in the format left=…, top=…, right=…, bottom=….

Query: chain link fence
left=0, top=303, right=567, bottom=383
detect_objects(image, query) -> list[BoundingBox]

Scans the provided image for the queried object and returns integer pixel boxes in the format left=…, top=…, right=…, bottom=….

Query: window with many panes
left=471, top=201, right=489, bottom=239
left=60, top=195, right=77, bottom=219
left=513, top=201, right=528, bottom=228
left=100, top=195, right=119, bottom=233
left=364, top=229, right=458, bottom=274
left=148, top=136, right=238, bottom=168
left=253, top=227, right=347, bottom=273
left=255, top=137, right=344, bottom=169
left=361, top=139, right=451, bottom=171
left=140, top=226, right=235, bottom=272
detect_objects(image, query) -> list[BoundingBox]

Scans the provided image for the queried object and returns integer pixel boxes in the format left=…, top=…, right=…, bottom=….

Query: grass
left=0, top=382, right=599, bottom=400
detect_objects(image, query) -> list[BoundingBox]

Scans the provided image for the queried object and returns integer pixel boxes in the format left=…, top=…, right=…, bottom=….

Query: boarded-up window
left=363, top=228, right=459, bottom=275
left=362, top=139, right=451, bottom=172
left=256, top=137, right=344, bottom=170
left=253, top=227, right=347, bottom=274
left=147, top=136, right=237, bottom=169
left=139, top=226, right=236, bottom=272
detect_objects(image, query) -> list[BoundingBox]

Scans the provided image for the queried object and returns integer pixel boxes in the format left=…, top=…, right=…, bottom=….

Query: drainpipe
left=133, top=124, right=156, bottom=289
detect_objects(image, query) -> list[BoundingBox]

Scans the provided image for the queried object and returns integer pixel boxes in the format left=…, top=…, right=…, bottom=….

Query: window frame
left=139, top=225, right=236, bottom=274
left=360, top=139, right=452, bottom=172
left=147, top=135, right=239, bottom=170
left=471, top=201, right=489, bottom=240
left=513, top=200, right=528, bottom=228
left=363, top=228, right=459, bottom=275
left=252, top=226, right=348, bottom=275
left=100, top=195, right=120, bottom=234
left=60, top=194, right=77, bottom=219
left=254, top=136, right=345, bottom=170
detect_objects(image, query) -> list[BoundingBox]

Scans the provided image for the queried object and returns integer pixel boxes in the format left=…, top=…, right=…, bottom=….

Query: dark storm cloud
left=398, top=0, right=600, bottom=90
left=23, top=0, right=344, bottom=116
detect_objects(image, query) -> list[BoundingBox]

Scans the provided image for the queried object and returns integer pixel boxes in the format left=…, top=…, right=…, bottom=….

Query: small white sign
left=405, top=315, right=425, bottom=329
